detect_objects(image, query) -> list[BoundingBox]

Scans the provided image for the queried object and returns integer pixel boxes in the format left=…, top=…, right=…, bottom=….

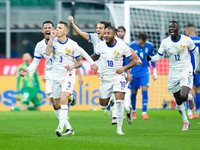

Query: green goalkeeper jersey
left=16, top=63, right=41, bottom=93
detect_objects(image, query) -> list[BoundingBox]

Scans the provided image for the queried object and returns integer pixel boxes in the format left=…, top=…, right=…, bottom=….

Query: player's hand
left=136, top=59, right=142, bottom=66
left=37, top=92, right=43, bottom=101
left=79, top=77, right=83, bottom=85
left=68, top=16, right=74, bottom=24
left=127, top=73, right=133, bottom=82
left=194, top=68, right=200, bottom=74
left=91, top=63, right=98, bottom=74
left=50, top=30, right=56, bottom=39
left=65, top=64, right=75, bottom=71
left=146, top=55, right=152, bottom=61
left=153, top=68, right=157, bottom=80
left=16, top=93, right=23, bottom=101
left=19, top=68, right=28, bottom=77
left=116, top=67, right=125, bottom=74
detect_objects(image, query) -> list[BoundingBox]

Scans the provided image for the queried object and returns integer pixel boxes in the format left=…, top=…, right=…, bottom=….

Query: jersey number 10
left=107, top=60, right=114, bottom=67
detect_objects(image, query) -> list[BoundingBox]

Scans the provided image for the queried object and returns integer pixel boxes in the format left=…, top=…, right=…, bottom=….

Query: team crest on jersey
left=180, top=44, right=185, bottom=50
left=145, top=48, right=148, bottom=53
left=114, top=51, right=120, bottom=57
left=65, top=48, right=71, bottom=53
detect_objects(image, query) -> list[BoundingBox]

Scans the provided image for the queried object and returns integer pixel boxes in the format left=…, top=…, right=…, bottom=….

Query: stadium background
left=0, top=0, right=199, bottom=111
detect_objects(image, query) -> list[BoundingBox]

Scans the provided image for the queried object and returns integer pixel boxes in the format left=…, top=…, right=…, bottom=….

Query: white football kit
left=157, top=34, right=196, bottom=94
left=51, top=37, right=81, bottom=99
left=27, top=38, right=54, bottom=96
left=95, top=39, right=133, bottom=99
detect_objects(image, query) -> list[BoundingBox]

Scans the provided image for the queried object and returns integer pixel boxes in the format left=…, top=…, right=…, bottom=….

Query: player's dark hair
left=42, top=21, right=54, bottom=27
left=99, top=21, right=112, bottom=29
left=169, top=21, right=179, bottom=27
left=185, top=23, right=195, bottom=28
left=59, top=21, right=69, bottom=29
left=106, top=26, right=117, bottom=34
left=118, top=26, right=126, bottom=32
left=138, top=32, right=147, bottom=41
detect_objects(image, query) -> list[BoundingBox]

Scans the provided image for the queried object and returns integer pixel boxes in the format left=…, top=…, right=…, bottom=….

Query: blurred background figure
left=12, top=53, right=42, bottom=111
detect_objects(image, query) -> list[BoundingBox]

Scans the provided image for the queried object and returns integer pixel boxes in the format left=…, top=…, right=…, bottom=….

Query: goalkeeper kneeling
left=12, top=53, right=43, bottom=111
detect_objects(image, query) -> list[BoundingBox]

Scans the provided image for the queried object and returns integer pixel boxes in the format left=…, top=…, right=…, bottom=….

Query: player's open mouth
left=46, top=32, right=50, bottom=35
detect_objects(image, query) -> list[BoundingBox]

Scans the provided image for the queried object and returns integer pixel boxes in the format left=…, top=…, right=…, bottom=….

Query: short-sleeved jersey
left=189, top=36, right=200, bottom=70
left=88, top=33, right=103, bottom=53
left=34, top=39, right=53, bottom=71
left=95, top=39, right=133, bottom=77
left=124, top=40, right=156, bottom=77
left=52, top=37, right=81, bottom=79
left=157, top=34, right=196, bottom=78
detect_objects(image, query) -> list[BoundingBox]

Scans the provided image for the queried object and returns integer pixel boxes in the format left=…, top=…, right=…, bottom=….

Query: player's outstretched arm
left=68, top=16, right=90, bottom=41
left=146, top=54, right=162, bottom=62
left=192, top=47, right=200, bottom=74
left=77, top=68, right=83, bottom=85
left=129, top=47, right=142, bottom=65
left=65, top=57, right=82, bottom=71
left=116, top=55, right=136, bottom=74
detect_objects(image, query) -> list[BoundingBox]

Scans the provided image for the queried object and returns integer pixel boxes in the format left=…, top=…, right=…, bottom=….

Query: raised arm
left=192, top=46, right=200, bottom=74
left=68, top=16, right=90, bottom=41
left=45, top=31, right=55, bottom=56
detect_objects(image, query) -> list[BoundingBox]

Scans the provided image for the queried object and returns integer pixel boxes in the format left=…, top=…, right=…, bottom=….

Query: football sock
left=14, top=106, right=20, bottom=111
left=187, top=108, right=193, bottom=116
left=195, top=93, right=200, bottom=114
left=116, top=100, right=124, bottom=132
left=142, top=90, right=148, bottom=113
left=65, top=119, right=72, bottom=129
left=111, top=100, right=117, bottom=118
left=131, top=93, right=137, bottom=111
left=124, top=88, right=131, bottom=112
left=59, top=105, right=68, bottom=129
left=27, top=106, right=35, bottom=110
left=54, top=108, right=61, bottom=120
left=177, top=103, right=189, bottom=123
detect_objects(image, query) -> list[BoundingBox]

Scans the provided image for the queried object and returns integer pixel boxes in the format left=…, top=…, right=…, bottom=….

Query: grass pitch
left=0, top=110, right=200, bottom=150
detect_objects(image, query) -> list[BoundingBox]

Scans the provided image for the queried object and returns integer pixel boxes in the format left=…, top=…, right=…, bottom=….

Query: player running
left=125, top=32, right=157, bottom=119
left=19, top=21, right=75, bottom=120
left=91, top=26, right=137, bottom=135
left=185, top=23, right=200, bottom=119
left=146, top=21, right=200, bottom=130
left=14, top=53, right=42, bottom=111
left=45, top=21, right=97, bottom=137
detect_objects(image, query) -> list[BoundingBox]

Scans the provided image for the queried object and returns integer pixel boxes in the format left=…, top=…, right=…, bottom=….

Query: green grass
left=0, top=110, right=200, bottom=150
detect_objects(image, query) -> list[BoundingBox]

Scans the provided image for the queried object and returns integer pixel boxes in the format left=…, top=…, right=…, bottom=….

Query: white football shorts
left=99, top=74, right=126, bottom=99
left=52, top=73, right=76, bottom=99
left=168, top=74, right=193, bottom=94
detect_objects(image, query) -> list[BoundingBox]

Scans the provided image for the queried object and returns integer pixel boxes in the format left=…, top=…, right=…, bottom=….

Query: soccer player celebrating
left=125, top=32, right=157, bottom=120
left=91, top=26, right=137, bottom=135
left=185, top=23, right=200, bottom=119
left=14, top=53, right=42, bottom=111
left=19, top=21, right=75, bottom=121
left=146, top=21, right=200, bottom=130
left=45, top=21, right=97, bottom=137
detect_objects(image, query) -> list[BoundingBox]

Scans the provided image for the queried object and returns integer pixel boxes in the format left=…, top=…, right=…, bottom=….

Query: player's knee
left=179, top=94, right=187, bottom=102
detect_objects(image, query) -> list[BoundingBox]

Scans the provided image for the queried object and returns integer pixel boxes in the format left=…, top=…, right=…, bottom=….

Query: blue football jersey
left=189, top=36, right=200, bottom=70
left=124, top=40, right=156, bottom=77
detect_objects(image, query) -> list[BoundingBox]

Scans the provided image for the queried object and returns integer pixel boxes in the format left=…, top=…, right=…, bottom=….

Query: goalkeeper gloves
left=146, top=55, right=152, bottom=61
left=37, top=92, right=43, bottom=101
left=16, top=93, right=23, bottom=102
